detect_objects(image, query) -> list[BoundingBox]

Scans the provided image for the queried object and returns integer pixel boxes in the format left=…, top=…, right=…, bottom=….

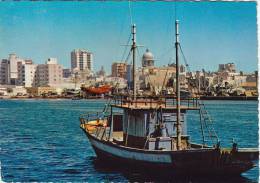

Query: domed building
left=142, top=49, right=154, bottom=67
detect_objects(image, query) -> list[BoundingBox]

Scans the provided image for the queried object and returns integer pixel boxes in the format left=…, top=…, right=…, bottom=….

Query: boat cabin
left=109, top=95, right=200, bottom=150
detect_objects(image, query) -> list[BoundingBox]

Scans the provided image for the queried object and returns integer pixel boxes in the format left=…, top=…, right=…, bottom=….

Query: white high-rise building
left=9, top=53, right=24, bottom=85
left=24, top=62, right=37, bottom=87
left=71, top=49, right=93, bottom=72
left=17, top=60, right=37, bottom=87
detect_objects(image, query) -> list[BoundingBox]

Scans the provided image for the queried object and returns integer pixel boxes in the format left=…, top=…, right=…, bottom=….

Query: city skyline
left=0, top=1, right=257, bottom=73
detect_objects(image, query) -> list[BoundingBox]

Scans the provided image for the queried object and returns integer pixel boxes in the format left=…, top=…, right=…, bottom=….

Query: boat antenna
left=175, top=20, right=182, bottom=150
left=128, top=1, right=133, bottom=25
left=174, top=1, right=177, bottom=23
left=132, top=24, right=137, bottom=100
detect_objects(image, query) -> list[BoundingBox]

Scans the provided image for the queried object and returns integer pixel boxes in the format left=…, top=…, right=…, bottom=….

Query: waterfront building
left=104, top=76, right=127, bottom=89
left=139, top=66, right=176, bottom=94
left=246, top=73, right=257, bottom=83
left=180, top=64, right=185, bottom=73
left=63, top=68, right=71, bottom=78
left=94, top=75, right=105, bottom=83
left=218, top=63, right=236, bottom=73
left=26, top=86, right=56, bottom=96
left=11, top=86, right=27, bottom=96
left=0, top=87, right=8, bottom=96
left=142, top=49, right=154, bottom=67
left=214, top=71, right=241, bottom=87
left=71, top=49, right=93, bottom=72
left=233, top=75, right=247, bottom=87
left=36, top=58, right=63, bottom=87
left=218, top=64, right=225, bottom=72
left=96, top=66, right=106, bottom=77
left=0, top=85, right=27, bottom=96
left=17, top=60, right=37, bottom=87
left=9, top=53, right=23, bottom=85
left=72, top=68, right=93, bottom=83
left=0, top=54, right=25, bottom=85
left=237, top=73, right=258, bottom=95
left=240, top=82, right=257, bottom=91
left=0, top=59, right=10, bottom=84
left=111, top=62, right=127, bottom=78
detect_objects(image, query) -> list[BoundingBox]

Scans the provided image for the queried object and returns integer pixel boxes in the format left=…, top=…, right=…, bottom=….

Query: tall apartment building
left=17, top=60, right=37, bottom=87
left=0, top=59, right=10, bottom=84
left=9, top=53, right=19, bottom=84
left=36, top=58, right=63, bottom=87
left=8, top=53, right=25, bottom=85
left=71, top=49, right=93, bottom=72
left=111, top=62, right=127, bottom=78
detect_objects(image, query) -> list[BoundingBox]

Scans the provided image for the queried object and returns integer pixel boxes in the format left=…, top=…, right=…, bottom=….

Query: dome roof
left=142, top=49, right=154, bottom=61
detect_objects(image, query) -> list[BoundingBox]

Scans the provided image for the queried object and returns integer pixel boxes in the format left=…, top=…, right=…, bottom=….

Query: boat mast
left=175, top=20, right=182, bottom=150
left=132, top=24, right=137, bottom=100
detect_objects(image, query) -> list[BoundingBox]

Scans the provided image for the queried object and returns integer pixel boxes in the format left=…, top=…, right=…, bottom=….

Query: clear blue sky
left=0, top=1, right=257, bottom=73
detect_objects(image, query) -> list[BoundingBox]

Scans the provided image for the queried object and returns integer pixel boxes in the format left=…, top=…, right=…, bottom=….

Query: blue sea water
left=0, top=99, right=258, bottom=182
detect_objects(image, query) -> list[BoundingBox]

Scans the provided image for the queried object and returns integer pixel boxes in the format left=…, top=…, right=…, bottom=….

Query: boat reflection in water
left=92, top=157, right=256, bottom=183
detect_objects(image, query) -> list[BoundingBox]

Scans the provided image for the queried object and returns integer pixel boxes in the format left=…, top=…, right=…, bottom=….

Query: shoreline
left=0, top=96, right=258, bottom=101
left=0, top=96, right=110, bottom=100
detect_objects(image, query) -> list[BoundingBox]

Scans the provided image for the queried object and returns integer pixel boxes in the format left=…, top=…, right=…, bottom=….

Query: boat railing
left=79, top=111, right=109, bottom=125
left=111, top=94, right=199, bottom=109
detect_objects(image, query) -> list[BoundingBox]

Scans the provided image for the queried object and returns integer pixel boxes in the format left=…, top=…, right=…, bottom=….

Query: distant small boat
left=72, top=96, right=82, bottom=100
left=82, top=85, right=112, bottom=95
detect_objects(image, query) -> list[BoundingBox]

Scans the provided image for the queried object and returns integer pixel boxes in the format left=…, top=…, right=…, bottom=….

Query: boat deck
left=112, top=131, right=124, bottom=141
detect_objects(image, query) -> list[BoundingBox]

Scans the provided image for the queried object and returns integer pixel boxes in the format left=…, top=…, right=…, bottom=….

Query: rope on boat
left=177, top=41, right=219, bottom=147
left=125, top=114, right=130, bottom=146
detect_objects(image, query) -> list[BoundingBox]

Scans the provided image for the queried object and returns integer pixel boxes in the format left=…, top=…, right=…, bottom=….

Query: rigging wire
left=179, top=44, right=191, bottom=73
left=120, top=32, right=132, bottom=62
left=111, top=1, right=135, bottom=96
left=160, top=61, right=172, bottom=95
left=136, top=46, right=143, bottom=64
left=178, top=41, right=219, bottom=145
left=124, top=48, right=132, bottom=64
left=115, top=9, right=128, bottom=61
left=158, top=46, right=174, bottom=62
left=172, top=1, right=218, bottom=145
left=104, top=3, right=133, bottom=112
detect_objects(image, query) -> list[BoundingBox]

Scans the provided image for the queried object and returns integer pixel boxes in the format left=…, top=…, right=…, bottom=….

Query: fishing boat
left=80, top=21, right=258, bottom=176
left=81, top=85, right=112, bottom=95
